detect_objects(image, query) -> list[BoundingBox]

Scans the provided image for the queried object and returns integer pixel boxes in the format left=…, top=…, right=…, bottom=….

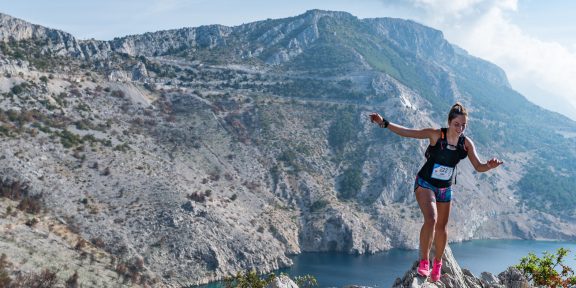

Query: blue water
left=196, top=240, right=576, bottom=288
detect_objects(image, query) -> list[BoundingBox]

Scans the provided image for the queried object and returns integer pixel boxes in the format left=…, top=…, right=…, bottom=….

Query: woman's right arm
left=369, top=112, right=437, bottom=140
left=387, top=122, right=437, bottom=140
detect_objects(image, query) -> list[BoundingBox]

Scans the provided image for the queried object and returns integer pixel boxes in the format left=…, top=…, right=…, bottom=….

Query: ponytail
left=448, top=102, right=468, bottom=122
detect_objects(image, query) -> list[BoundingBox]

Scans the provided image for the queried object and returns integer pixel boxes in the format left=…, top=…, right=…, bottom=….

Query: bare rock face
left=266, top=275, right=299, bottom=288
left=497, top=268, right=533, bottom=288
left=392, top=246, right=532, bottom=288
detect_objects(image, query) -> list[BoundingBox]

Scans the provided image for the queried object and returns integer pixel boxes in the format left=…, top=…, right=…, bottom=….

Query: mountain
left=0, top=9, right=575, bottom=286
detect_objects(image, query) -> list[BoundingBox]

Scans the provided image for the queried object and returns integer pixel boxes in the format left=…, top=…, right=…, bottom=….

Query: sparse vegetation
left=0, top=254, right=61, bottom=288
left=0, top=179, right=43, bottom=214
left=310, top=199, right=329, bottom=212
left=327, top=110, right=358, bottom=152
left=188, top=191, right=210, bottom=203
left=65, top=271, right=79, bottom=288
left=223, top=270, right=318, bottom=288
left=337, top=166, right=363, bottom=200
left=516, top=247, right=576, bottom=287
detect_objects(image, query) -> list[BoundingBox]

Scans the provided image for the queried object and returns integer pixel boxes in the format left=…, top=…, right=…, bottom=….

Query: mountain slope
left=0, top=10, right=575, bottom=286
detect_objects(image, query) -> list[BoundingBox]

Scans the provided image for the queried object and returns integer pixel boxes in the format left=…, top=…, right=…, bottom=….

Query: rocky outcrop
left=266, top=275, right=299, bottom=288
left=392, top=246, right=532, bottom=288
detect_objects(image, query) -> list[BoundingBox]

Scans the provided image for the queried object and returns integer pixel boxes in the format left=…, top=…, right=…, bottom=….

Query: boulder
left=266, top=275, right=299, bottom=288
left=498, top=267, right=532, bottom=288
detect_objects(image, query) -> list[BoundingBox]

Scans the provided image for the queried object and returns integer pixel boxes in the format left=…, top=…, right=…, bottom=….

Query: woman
left=369, top=103, right=503, bottom=282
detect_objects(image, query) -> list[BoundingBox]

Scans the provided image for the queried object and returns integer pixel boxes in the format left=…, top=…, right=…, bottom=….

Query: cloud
left=442, top=3, right=576, bottom=120
left=381, top=0, right=576, bottom=120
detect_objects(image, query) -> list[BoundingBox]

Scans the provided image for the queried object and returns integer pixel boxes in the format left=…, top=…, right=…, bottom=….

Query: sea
left=196, top=240, right=576, bottom=288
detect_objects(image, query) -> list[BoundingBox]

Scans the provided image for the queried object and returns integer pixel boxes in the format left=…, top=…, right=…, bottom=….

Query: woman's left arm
left=465, top=137, right=504, bottom=172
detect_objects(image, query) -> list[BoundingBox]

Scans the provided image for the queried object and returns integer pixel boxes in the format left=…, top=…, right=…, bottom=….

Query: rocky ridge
left=392, top=246, right=532, bottom=288
left=0, top=9, right=575, bottom=287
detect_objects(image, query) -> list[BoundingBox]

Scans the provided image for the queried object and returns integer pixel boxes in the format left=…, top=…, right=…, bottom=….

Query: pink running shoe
left=417, top=259, right=430, bottom=277
left=431, top=258, right=443, bottom=282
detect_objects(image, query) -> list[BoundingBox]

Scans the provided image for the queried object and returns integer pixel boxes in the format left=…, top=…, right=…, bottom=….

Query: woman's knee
left=423, top=213, right=437, bottom=227
left=434, top=222, right=448, bottom=232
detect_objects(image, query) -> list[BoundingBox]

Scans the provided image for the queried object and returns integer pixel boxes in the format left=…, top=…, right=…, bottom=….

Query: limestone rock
left=266, top=275, right=299, bottom=288
left=392, top=246, right=533, bottom=288
left=481, top=271, right=504, bottom=287
left=498, top=267, right=532, bottom=288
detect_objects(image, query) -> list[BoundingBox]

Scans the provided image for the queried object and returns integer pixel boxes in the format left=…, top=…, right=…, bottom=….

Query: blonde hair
left=448, top=102, right=468, bottom=122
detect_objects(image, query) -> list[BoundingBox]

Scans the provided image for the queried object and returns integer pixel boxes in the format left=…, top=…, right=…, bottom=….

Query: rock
left=481, top=271, right=503, bottom=287
left=392, top=246, right=533, bottom=288
left=131, top=62, right=148, bottom=81
left=439, top=246, right=469, bottom=288
left=498, top=267, right=532, bottom=288
left=266, top=275, right=299, bottom=288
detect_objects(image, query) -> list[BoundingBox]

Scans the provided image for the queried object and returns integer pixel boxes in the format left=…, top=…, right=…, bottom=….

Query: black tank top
left=417, top=128, right=468, bottom=188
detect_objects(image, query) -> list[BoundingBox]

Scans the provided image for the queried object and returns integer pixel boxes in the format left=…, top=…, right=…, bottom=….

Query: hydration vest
left=417, top=128, right=468, bottom=188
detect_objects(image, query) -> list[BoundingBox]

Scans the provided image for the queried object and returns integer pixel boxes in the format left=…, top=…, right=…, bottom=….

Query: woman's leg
left=433, top=201, right=451, bottom=260
left=415, top=186, right=437, bottom=260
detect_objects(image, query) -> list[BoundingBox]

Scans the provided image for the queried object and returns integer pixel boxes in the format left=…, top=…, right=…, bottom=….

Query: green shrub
left=224, top=270, right=273, bottom=288
left=113, top=143, right=130, bottom=152
left=294, top=274, right=319, bottom=288
left=328, top=111, right=357, bottom=152
left=59, top=130, right=83, bottom=148
left=337, top=166, right=363, bottom=200
left=516, top=247, right=576, bottom=287
left=310, top=199, right=329, bottom=212
left=224, top=271, right=317, bottom=288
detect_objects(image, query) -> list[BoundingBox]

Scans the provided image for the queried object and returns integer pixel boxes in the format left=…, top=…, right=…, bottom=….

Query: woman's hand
left=486, top=158, right=504, bottom=169
left=369, top=113, right=383, bottom=125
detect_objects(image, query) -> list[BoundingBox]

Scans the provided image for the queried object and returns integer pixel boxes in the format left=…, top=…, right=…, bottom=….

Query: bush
left=59, top=130, right=83, bottom=148
left=111, top=90, right=125, bottom=98
left=188, top=192, right=206, bottom=203
left=17, top=195, right=43, bottom=214
left=224, top=271, right=318, bottom=288
left=327, top=112, right=357, bottom=152
left=337, top=167, right=363, bottom=200
left=10, top=85, right=24, bottom=95
left=0, top=179, right=30, bottom=200
left=12, top=268, right=59, bottom=288
left=224, top=270, right=275, bottom=288
left=516, top=247, right=576, bottom=287
left=294, top=275, right=319, bottom=288
left=65, top=271, right=79, bottom=288
left=310, top=199, right=329, bottom=212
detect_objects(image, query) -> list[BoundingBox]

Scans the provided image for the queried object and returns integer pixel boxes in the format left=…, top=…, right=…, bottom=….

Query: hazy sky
left=2, top=0, right=576, bottom=120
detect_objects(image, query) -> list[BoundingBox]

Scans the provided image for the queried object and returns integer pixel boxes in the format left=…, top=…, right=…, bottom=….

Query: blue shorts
left=414, top=176, right=452, bottom=202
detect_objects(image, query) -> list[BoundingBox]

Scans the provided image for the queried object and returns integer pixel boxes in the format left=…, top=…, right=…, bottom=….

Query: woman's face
left=449, top=115, right=467, bottom=134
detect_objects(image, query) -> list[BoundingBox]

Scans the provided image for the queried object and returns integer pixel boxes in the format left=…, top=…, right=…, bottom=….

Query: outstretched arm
left=465, top=137, right=504, bottom=172
left=369, top=112, right=437, bottom=140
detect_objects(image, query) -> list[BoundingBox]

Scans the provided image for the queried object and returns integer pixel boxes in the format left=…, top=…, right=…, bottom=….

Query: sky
left=1, top=0, right=576, bottom=121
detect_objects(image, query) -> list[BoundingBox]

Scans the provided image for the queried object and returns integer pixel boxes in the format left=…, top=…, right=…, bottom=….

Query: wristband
left=379, top=119, right=390, bottom=128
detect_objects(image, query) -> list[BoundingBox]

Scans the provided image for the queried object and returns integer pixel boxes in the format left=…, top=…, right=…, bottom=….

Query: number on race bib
left=431, top=163, right=454, bottom=181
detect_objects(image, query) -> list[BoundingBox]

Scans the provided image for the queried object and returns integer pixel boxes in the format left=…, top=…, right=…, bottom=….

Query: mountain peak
left=301, top=9, right=355, bottom=18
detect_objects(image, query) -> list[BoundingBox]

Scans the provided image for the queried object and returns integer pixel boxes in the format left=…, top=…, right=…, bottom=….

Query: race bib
left=431, top=163, right=454, bottom=181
